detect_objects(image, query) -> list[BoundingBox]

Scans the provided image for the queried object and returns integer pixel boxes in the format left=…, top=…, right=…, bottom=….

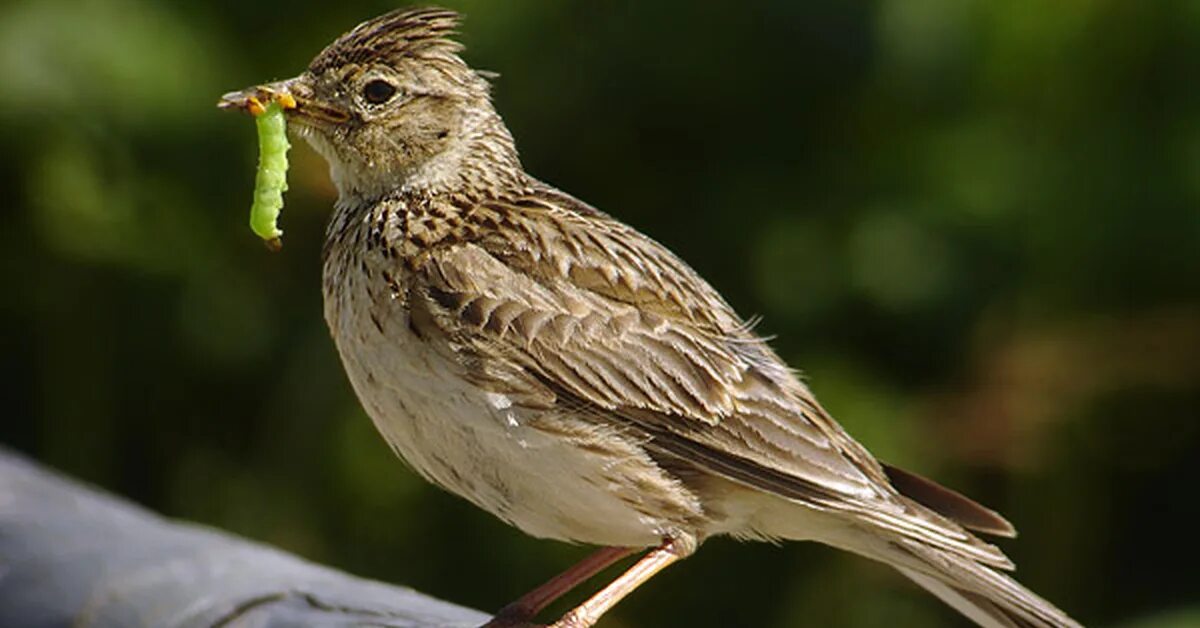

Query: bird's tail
left=875, top=536, right=1081, bottom=628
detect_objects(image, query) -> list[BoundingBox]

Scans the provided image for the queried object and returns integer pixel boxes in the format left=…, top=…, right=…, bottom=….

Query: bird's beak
left=217, top=77, right=349, bottom=124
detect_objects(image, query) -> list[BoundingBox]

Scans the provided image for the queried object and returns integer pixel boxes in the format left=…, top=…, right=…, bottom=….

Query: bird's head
left=220, top=7, right=521, bottom=204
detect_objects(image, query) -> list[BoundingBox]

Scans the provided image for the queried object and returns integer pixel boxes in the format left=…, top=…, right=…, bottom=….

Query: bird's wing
left=403, top=189, right=1008, bottom=564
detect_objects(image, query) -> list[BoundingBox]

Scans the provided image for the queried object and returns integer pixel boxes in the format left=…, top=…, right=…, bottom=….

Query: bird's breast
left=320, top=228, right=704, bottom=547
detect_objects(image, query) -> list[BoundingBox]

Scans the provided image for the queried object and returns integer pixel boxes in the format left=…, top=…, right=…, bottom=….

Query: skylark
left=220, top=8, right=1081, bottom=628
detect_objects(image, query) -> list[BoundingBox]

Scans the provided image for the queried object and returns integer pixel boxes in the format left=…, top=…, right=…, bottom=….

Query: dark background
left=3, top=1, right=1199, bottom=626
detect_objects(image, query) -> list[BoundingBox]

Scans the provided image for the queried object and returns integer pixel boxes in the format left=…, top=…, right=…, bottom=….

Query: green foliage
left=3, top=1, right=1198, bottom=626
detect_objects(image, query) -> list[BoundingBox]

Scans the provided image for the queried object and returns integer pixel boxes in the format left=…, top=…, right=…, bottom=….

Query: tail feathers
left=882, top=463, right=1017, bottom=538
left=889, top=539, right=1081, bottom=628
left=897, top=566, right=1039, bottom=628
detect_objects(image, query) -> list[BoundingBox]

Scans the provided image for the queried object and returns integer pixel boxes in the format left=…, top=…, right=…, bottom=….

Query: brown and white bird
left=220, top=7, right=1081, bottom=628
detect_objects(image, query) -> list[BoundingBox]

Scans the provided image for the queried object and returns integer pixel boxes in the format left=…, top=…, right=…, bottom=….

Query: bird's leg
left=548, top=537, right=691, bottom=628
left=486, top=546, right=638, bottom=626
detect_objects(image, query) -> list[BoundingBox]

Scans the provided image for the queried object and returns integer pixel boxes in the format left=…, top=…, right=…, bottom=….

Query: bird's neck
left=322, top=109, right=532, bottom=270
left=404, top=108, right=526, bottom=197
left=322, top=108, right=526, bottom=213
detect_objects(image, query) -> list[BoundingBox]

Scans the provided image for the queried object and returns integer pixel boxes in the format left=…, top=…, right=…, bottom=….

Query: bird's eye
left=362, top=79, right=397, bottom=105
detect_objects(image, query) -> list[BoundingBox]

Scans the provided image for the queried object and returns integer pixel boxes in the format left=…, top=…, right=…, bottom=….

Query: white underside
left=328, top=288, right=688, bottom=547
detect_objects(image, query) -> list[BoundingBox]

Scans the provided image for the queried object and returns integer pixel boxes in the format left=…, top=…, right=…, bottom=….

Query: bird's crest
left=308, top=7, right=464, bottom=74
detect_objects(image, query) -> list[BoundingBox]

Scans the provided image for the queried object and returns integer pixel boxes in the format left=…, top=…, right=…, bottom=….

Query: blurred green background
left=3, top=1, right=1199, bottom=626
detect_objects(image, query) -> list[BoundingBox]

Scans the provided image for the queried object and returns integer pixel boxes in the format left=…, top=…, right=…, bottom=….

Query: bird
left=219, top=7, right=1081, bottom=628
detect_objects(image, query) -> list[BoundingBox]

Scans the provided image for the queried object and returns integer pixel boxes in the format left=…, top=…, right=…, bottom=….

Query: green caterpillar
left=249, top=99, right=290, bottom=251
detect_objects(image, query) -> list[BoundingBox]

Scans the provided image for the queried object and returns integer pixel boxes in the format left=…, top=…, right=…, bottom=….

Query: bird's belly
left=329, top=300, right=685, bottom=548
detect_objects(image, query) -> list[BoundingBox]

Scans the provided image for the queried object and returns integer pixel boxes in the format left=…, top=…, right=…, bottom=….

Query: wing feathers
left=414, top=239, right=880, bottom=499
left=403, top=188, right=1018, bottom=572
